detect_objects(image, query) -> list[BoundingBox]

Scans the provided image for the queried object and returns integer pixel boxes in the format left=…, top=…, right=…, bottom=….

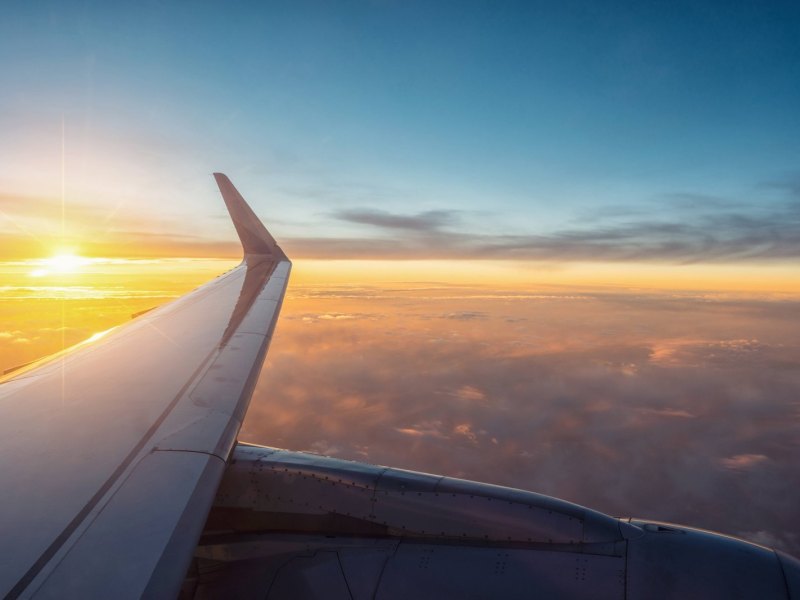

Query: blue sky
left=1, top=1, right=799, bottom=261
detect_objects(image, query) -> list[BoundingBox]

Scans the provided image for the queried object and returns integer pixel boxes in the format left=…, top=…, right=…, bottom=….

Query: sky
left=1, top=0, right=799, bottom=555
left=1, top=0, right=799, bottom=287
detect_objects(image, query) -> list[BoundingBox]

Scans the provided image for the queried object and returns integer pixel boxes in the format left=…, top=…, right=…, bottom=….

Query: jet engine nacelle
left=623, top=519, right=799, bottom=599
left=182, top=443, right=800, bottom=599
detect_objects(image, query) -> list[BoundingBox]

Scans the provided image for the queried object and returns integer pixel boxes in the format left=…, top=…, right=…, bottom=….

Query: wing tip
left=213, top=173, right=287, bottom=261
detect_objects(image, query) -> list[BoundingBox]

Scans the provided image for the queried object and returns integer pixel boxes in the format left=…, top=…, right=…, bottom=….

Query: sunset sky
left=1, top=1, right=799, bottom=285
left=1, top=2, right=799, bottom=555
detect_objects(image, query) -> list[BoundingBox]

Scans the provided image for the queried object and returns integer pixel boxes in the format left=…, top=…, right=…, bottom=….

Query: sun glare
left=29, top=253, right=91, bottom=277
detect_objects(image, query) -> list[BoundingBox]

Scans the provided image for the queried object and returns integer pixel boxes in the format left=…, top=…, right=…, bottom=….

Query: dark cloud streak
left=333, top=208, right=461, bottom=232
left=295, top=198, right=800, bottom=262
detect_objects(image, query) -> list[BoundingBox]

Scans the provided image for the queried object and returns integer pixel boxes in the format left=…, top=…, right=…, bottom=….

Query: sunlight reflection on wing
left=83, top=328, right=116, bottom=345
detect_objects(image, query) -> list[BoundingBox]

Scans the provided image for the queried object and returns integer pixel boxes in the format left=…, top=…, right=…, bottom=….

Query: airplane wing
left=0, top=174, right=291, bottom=599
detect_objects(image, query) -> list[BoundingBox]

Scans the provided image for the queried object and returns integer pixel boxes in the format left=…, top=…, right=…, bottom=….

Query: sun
left=44, top=253, right=90, bottom=273
left=29, top=253, right=91, bottom=277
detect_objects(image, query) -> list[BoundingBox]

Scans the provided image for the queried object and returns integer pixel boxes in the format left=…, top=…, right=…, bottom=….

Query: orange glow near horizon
left=291, top=259, right=800, bottom=295
left=1, top=252, right=798, bottom=378
left=3, top=254, right=799, bottom=297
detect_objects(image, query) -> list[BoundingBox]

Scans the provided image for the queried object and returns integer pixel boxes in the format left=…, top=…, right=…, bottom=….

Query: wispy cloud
left=284, top=198, right=800, bottom=262
left=719, top=454, right=770, bottom=471
left=334, top=208, right=461, bottom=232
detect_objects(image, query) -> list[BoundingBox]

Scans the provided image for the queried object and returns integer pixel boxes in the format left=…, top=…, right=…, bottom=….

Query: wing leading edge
left=0, top=175, right=290, bottom=598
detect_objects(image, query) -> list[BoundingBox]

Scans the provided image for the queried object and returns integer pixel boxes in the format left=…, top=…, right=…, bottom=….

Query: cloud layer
left=240, top=285, right=800, bottom=555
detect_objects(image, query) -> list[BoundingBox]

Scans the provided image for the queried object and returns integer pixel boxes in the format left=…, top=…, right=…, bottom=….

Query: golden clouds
left=238, top=281, right=800, bottom=555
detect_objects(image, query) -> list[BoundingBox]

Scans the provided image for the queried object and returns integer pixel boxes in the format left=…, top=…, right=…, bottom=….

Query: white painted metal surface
left=0, top=174, right=290, bottom=599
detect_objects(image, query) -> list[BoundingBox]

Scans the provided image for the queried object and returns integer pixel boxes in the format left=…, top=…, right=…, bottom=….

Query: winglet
left=213, top=173, right=287, bottom=261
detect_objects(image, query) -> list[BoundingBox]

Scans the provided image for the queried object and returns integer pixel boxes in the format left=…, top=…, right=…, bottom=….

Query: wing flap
left=29, top=452, right=225, bottom=599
